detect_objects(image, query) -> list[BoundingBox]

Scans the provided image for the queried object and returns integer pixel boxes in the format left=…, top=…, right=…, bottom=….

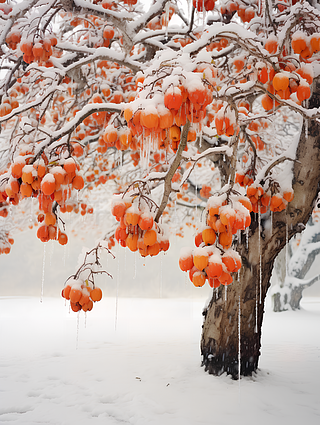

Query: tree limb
left=155, top=120, right=190, bottom=222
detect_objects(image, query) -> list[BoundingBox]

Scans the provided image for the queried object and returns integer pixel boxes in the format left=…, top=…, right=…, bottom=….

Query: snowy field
left=1, top=295, right=320, bottom=425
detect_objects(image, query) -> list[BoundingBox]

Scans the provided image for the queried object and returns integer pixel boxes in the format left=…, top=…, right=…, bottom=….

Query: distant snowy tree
left=272, top=208, right=320, bottom=312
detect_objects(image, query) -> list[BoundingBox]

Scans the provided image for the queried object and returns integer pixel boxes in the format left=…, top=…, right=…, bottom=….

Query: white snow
left=41, top=172, right=55, bottom=184
left=0, top=227, right=320, bottom=424
left=193, top=246, right=208, bottom=258
left=179, top=246, right=193, bottom=260
left=0, top=296, right=319, bottom=424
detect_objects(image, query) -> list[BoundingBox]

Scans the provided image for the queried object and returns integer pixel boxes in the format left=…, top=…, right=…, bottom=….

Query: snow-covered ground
left=1, top=295, right=319, bottom=425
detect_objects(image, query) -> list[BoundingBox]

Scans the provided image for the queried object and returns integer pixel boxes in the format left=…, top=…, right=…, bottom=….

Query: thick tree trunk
left=201, top=247, right=269, bottom=378
left=201, top=81, right=320, bottom=378
left=201, top=221, right=274, bottom=379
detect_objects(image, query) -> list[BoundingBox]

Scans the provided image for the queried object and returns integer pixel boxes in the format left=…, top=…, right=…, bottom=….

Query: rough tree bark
left=201, top=81, right=320, bottom=378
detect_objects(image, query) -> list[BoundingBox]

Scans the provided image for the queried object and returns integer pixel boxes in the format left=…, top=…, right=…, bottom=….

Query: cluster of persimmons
left=259, top=34, right=317, bottom=110
left=2, top=153, right=85, bottom=246
left=111, top=195, right=169, bottom=258
left=179, top=194, right=252, bottom=288
left=235, top=176, right=295, bottom=214
left=219, top=0, right=301, bottom=23
left=122, top=77, right=212, bottom=155
left=62, top=280, right=103, bottom=313
left=193, top=0, right=259, bottom=24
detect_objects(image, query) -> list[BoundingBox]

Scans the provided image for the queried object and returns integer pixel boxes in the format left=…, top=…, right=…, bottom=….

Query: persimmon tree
left=1, top=0, right=320, bottom=378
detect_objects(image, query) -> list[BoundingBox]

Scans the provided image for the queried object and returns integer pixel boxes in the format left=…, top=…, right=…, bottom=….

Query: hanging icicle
left=133, top=251, right=137, bottom=279
left=164, top=1, right=169, bottom=39
left=255, top=288, right=258, bottom=334
left=49, top=239, right=54, bottom=267
left=199, top=127, right=203, bottom=149
left=305, top=117, right=308, bottom=140
left=30, top=198, right=34, bottom=223
left=115, top=241, right=120, bottom=330
left=238, top=292, right=241, bottom=381
left=245, top=227, right=249, bottom=250
left=259, top=253, right=262, bottom=304
left=159, top=253, right=163, bottom=298
left=258, top=205, right=262, bottom=304
left=40, top=244, right=46, bottom=303
left=286, top=215, right=289, bottom=275
left=76, top=312, right=80, bottom=349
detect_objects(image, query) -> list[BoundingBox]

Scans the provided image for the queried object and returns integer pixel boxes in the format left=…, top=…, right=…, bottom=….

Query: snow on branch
left=73, top=0, right=133, bottom=21
left=50, top=102, right=122, bottom=142
left=0, top=86, right=59, bottom=125
left=285, top=273, right=320, bottom=289
left=181, top=146, right=232, bottom=163
left=127, top=0, right=169, bottom=35
left=60, top=45, right=141, bottom=73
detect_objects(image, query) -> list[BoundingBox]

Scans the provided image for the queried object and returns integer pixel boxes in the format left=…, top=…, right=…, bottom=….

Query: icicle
left=63, top=244, right=67, bottom=266
left=174, top=199, right=177, bottom=234
left=255, top=210, right=260, bottom=327
left=49, top=239, right=55, bottom=267
left=30, top=198, right=34, bottom=222
left=159, top=253, right=163, bottom=298
left=140, top=131, right=151, bottom=172
left=164, top=1, right=169, bottom=39
left=286, top=216, right=289, bottom=275
left=258, top=205, right=261, bottom=246
left=259, top=253, right=262, bottom=304
left=76, top=312, right=80, bottom=349
left=225, top=283, right=227, bottom=302
left=115, top=242, right=120, bottom=330
left=195, top=182, right=198, bottom=219
left=255, top=288, right=258, bottom=334
left=133, top=251, right=137, bottom=279
left=238, top=292, right=241, bottom=381
left=305, top=118, right=308, bottom=139
left=202, top=0, right=206, bottom=27
left=40, top=244, right=46, bottom=303
left=270, top=211, right=273, bottom=232
left=245, top=227, right=249, bottom=250
left=258, top=205, right=262, bottom=304
left=147, top=135, right=151, bottom=173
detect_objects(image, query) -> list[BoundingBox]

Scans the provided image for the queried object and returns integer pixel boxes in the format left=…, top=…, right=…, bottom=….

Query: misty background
left=1, top=225, right=320, bottom=300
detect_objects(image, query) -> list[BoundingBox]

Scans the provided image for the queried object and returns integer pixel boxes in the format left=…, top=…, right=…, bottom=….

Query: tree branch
left=155, top=120, right=190, bottom=222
